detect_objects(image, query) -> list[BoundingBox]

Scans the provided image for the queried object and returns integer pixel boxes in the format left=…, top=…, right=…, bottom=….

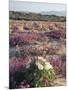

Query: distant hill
left=40, top=11, right=66, bottom=16
left=9, top=11, right=66, bottom=21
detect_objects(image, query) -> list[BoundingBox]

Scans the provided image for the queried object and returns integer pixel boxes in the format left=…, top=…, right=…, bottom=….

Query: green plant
left=24, top=57, right=55, bottom=87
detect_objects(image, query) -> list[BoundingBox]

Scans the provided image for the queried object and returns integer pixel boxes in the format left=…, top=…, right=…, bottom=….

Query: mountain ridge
left=40, top=11, right=66, bottom=16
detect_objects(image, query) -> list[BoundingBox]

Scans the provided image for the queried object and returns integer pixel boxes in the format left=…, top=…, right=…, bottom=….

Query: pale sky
left=9, top=0, right=66, bottom=13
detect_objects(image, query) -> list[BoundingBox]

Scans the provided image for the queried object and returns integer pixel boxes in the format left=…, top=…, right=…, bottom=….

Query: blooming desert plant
left=9, top=56, right=55, bottom=88
left=24, top=56, right=55, bottom=87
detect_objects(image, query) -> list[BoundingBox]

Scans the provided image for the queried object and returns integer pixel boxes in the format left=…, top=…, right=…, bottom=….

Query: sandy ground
left=51, top=75, right=66, bottom=86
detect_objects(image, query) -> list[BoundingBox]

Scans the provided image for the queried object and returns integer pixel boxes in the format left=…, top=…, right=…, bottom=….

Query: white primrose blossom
left=45, top=62, right=53, bottom=70
left=36, top=56, right=53, bottom=71
left=26, top=64, right=30, bottom=69
left=38, top=56, right=46, bottom=62
left=36, top=62, right=44, bottom=70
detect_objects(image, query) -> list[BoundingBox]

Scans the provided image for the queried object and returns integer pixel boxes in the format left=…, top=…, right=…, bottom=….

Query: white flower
left=36, top=62, right=43, bottom=70
left=38, top=56, right=46, bottom=62
left=26, top=64, right=30, bottom=68
left=45, top=62, right=53, bottom=70
left=16, top=45, right=20, bottom=52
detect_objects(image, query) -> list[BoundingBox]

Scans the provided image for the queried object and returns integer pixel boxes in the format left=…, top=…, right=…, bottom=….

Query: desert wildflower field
left=9, top=1, right=66, bottom=89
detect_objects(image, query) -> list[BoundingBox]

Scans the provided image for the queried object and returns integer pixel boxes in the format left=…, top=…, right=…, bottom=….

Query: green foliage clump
left=24, top=57, right=55, bottom=87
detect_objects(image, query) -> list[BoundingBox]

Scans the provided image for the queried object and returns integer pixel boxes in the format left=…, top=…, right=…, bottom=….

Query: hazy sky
left=9, top=0, right=66, bottom=12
